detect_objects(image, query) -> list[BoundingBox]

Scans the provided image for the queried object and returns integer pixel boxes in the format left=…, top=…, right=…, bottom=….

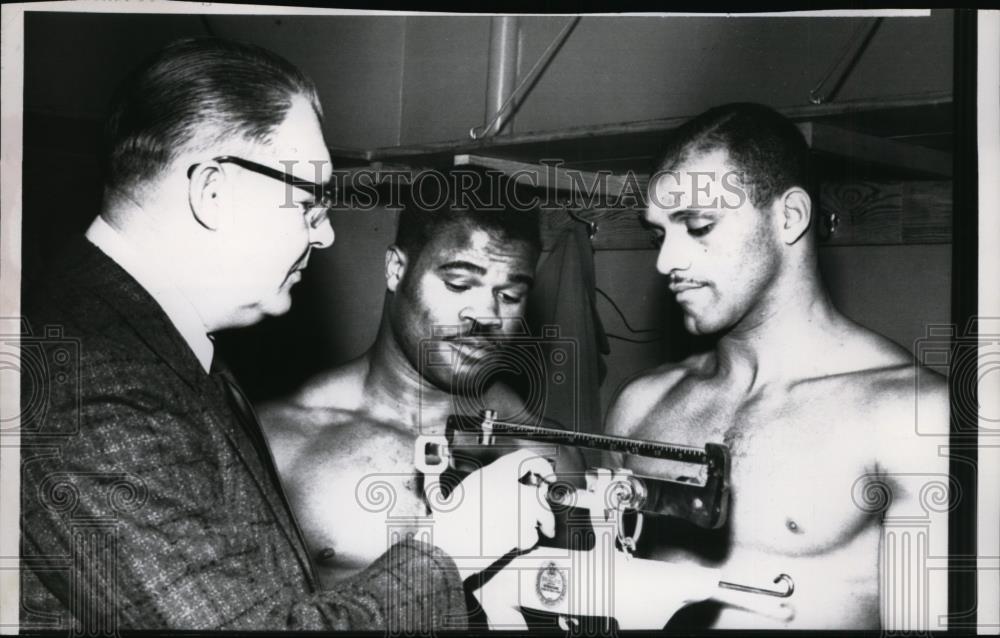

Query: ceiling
left=24, top=10, right=955, bottom=169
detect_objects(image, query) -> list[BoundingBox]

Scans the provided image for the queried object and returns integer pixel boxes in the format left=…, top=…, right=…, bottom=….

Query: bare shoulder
left=257, top=356, right=369, bottom=443
left=867, top=361, right=949, bottom=443
left=288, top=356, right=370, bottom=410
left=257, top=402, right=377, bottom=475
left=864, top=359, right=950, bottom=494
left=292, top=415, right=417, bottom=474
left=258, top=403, right=362, bottom=434
left=605, top=353, right=708, bottom=437
left=834, top=322, right=948, bottom=413
left=826, top=324, right=949, bottom=470
left=261, top=403, right=418, bottom=486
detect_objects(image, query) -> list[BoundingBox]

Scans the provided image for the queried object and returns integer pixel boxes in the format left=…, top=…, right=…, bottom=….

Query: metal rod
left=471, top=17, right=581, bottom=140
left=809, top=18, right=883, bottom=105
left=484, top=16, right=520, bottom=137
left=379, top=92, right=950, bottom=161
left=470, top=417, right=708, bottom=456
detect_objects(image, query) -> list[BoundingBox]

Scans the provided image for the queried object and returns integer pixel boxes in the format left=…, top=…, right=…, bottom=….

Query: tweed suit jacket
left=20, top=236, right=468, bottom=631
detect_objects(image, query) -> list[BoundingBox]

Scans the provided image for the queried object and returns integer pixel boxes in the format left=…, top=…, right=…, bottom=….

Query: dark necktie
left=209, top=358, right=318, bottom=581
left=210, top=359, right=275, bottom=471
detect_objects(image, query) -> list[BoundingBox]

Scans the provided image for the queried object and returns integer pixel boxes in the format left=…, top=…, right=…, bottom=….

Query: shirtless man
left=261, top=169, right=581, bottom=585
left=605, top=103, right=950, bottom=630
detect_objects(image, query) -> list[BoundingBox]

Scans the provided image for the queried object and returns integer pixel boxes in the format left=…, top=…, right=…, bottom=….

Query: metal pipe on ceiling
left=484, top=16, right=520, bottom=137
left=470, top=16, right=580, bottom=141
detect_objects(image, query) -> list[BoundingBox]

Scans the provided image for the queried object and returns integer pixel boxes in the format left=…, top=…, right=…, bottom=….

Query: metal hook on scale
left=719, top=573, right=795, bottom=598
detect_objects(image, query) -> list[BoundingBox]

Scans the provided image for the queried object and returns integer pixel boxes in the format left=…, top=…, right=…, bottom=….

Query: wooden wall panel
left=538, top=181, right=952, bottom=250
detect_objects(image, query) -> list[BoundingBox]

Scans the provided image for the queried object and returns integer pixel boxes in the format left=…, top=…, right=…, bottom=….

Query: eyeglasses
left=187, top=155, right=335, bottom=229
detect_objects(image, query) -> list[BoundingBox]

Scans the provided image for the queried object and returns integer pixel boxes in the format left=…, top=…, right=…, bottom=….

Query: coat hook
left=567, top=209, right=597, bottom=239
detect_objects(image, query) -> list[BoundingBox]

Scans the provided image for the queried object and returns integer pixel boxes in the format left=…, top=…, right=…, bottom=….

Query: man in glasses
left=20, top=37, right=554, bottom=632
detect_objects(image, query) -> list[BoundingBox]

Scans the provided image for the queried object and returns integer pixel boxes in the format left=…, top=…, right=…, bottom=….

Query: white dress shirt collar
left=85, top=215, right=214, bottom=372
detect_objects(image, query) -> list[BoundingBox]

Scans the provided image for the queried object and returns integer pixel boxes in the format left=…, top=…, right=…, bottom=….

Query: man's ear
left=385, top=245, right=407, bottom=292
left=777, top=187, right=812, bottom=245
left=188, top=162, right=225, bottom=231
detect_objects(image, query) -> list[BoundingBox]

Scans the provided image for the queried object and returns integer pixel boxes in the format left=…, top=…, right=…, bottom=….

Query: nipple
left=785, top=518, right=803, bottom=534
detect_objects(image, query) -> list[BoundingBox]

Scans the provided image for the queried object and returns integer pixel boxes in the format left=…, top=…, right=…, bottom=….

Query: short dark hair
left=393, top=166, right=542, bottom=262
left=103, top=37, right=322, bottom=193
left=655, top=103, right=810, bottom=208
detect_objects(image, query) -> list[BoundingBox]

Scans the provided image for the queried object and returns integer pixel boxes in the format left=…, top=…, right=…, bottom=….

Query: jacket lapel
left=69, top=237, right=317, bottom=586
left=69, top=237, right=206, bottom=394
left=205, top=367, right=318, bottom=585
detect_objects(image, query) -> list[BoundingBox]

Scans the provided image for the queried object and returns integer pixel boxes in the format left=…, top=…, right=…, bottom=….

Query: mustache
left=667, top=273, right=707, bottom=286
left=443, top=323, right=505, bottom=349
left=447, top=334, right=501, bottom=346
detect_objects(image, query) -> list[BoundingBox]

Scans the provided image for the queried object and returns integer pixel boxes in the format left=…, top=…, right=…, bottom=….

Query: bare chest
left=284, top=421, right=429, bottom=584
left=625, top=385, right=879, bottom=557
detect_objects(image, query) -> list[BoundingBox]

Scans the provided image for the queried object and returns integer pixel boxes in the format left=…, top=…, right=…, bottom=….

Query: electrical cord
left=595, top=286, right=663, bottom=343
left=595, top=287, right=660, bottom=333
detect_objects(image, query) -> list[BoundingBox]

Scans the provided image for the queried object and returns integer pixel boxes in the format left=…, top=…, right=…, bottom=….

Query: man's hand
left=428, top=449, right=555, bottom=580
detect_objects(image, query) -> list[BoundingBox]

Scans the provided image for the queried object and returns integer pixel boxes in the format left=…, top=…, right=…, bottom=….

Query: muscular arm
left=875, top=371, right=950, bottom=631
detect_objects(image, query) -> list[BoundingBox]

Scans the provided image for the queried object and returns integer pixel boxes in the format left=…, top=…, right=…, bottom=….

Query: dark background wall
left=21, top=11, right=953, bottom=414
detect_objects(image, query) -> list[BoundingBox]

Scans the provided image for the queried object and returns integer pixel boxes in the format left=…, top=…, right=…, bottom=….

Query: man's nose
left=461, top=297, right=503, bottom=330
left=655, top=234, right=692, bottom=276
left=309, top=215, right=335, bottom=249
left=473, top=313, right=503, bottom=330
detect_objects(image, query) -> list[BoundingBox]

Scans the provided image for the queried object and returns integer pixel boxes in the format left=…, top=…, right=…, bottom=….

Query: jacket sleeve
left=21, top=365, right=468, bottom=631
left=290, top=539, right=469, bottom=631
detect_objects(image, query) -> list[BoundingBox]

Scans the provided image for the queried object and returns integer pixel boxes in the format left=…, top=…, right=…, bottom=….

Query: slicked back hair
left=102, top=37, right=322, bottom=194
left=393, top=166, right=542, bottom=267
left=655, top=102, right=811, bottom=209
